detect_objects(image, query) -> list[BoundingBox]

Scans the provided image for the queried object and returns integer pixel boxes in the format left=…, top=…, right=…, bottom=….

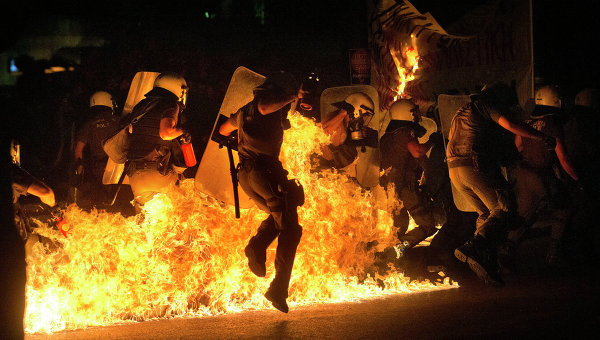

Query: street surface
left=27, top=269, right=598, bottom=339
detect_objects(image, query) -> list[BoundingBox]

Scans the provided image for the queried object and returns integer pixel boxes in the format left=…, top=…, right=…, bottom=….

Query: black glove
left=212, top=131, right=238, bottom=150
left=429, top=131, right=442, bottom=143
left=179, top=130, right=192, bottom=144
left=74, top=158, right=84, bottom=176
left=543, top=135, right=556, bottom=150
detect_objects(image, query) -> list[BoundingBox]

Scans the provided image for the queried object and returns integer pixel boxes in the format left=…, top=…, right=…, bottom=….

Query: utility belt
left=239, top=155, right=282, bottom=174
left=448, top=153, right=498, bottom=173
left=447, top=158, right=475, bottom=169
left=128, top=159, right=172, bottom=176
left=239, top=155, right=305, bottom=208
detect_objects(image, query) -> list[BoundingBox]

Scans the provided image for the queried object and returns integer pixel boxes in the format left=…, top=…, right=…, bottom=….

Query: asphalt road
left=26, top=268, right=598, bottom=340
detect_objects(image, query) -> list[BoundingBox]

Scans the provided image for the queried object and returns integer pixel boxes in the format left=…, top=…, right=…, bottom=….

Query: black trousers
left=238, top=158, right=302, bottom=297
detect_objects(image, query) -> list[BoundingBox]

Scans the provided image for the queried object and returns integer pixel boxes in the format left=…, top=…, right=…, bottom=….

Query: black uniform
left=11, top=164, right=34, bottom=240
left=380, top=124, right=437, bottom=248
left=2, top=152, right=26, bottom=339
left=230, top=99, right=303, bottom=302
left=76, top=107, right=119, bottom=182
left=75, top=106, right=119, bottom=206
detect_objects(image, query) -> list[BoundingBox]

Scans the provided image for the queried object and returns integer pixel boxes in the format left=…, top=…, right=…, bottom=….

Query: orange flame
left=391, top=37, right=420, bottom=101
left=24, top=114, right=456, bottom=334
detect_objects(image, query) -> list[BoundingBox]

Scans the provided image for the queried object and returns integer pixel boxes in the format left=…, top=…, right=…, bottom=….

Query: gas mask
left=347, top=105, right=374, bottom=141
left=296, top=72, right=322, bottom=121
left=332, top=92, right=377, bottom=151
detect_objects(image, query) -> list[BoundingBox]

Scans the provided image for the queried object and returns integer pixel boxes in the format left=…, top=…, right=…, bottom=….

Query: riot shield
left=194, top=66, right=264, bottom=208
left=122, top=72, right=160, bottom=116
left=102, top=71, right=160, bottom=185
left=320, top=85, right=384, bottom=189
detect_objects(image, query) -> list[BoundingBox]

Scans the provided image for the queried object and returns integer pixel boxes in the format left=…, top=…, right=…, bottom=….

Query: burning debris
left=24, top=113, right=456, bottom=334
left=390, top=37, right=420, bottom=102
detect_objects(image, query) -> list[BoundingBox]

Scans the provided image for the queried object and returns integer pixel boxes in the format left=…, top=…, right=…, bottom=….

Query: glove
left=542, top=135, right=556, bottom=150
left=74, top=160, right=84, bottom=176
left=179, top=130, right=192, bottom=144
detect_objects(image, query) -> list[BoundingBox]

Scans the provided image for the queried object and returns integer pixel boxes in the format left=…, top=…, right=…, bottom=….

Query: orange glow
left=24, top=113, right=456, bottom=334
left=391, top=38, right=420, bottom=101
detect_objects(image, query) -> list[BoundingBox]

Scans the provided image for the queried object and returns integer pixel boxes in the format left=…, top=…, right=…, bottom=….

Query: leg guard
left=271, top=224, right=303, bottom=298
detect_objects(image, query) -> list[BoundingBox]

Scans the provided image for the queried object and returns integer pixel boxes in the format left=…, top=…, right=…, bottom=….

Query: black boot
left=265, top=224, right=302, bottom=313
left=455, top=235, right=504, bottom=286
left=395, top=225, right=437, bottom=258
left=264, top=283, right=289, bottom=313
left=244, top=243, right=267, bottom=277
left=245, top=216, right=278, bottom=277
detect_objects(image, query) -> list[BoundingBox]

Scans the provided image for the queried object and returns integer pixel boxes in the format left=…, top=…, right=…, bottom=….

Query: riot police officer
left=218, top=71, right=305, bottom=313
left=73, top=91, right=119, bottom=207
left=126, top=73, right=189, bottom=213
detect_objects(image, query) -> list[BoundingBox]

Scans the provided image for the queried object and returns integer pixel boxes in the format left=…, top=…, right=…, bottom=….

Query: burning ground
left=24, top=114, right=456, bottom=334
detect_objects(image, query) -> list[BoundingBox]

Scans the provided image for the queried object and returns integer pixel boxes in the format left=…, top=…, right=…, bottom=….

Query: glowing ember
left=25, top=114, right=456, bottom=334
left=391, top=37, right=420, bottom=101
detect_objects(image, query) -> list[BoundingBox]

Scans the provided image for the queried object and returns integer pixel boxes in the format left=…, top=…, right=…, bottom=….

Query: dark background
left=4, top=1, right=599, bottom=81
left=3, top=0, right=599, bottom=96
left=1, top=0, right=599, bottom=188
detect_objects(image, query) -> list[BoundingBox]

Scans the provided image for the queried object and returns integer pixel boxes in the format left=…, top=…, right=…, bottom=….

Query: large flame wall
left=25, top=114, right=455, bottom=333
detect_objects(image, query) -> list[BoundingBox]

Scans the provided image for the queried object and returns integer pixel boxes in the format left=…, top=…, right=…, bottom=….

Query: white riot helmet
left=574, top=88, right=599, bottom=111
left=154, top=73, right=188, bottom=107
left=89, top=91, right=115, bottom=109
left=385, top=98, right=437, bottom=142
left=333, top=92, right=375, bottom=141
left=10, top=139, right=20, bottom=167
left=535, top=85, right=561, bottom=108
left=532, top=85, right=562, bottom=118
left=334, top=92, right=375, bottom=119
left=389, top=98, right=420, bottom=122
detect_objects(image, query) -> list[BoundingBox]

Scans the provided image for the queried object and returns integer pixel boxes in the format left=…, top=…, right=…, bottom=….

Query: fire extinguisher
left=56, top=217, right=70, bottom=238
left=180, top=131, right=197, bottom=167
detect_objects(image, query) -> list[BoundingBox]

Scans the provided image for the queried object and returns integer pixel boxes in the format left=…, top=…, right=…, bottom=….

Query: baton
left=225, top=142, right=241, bottom=218
left=108, top=162, right=128, bottom=206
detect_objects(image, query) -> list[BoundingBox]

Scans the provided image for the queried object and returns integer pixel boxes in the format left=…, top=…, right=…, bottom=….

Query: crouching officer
left=10, top=139, right=61, bottom=257
left=319, top=92, right=377, bottom=169
left=448, top=82, right=555, bottom=285
left=126, top=73, right=189, bottom=213
left=379, top=99, right=438, bottom=256
left=218, top=71, right=305, bottom=313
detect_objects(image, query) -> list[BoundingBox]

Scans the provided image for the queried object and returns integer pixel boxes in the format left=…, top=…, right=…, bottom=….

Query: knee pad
left=285, top=179, right=305, bottom=208
left=288, top=224, right=303, bottom=243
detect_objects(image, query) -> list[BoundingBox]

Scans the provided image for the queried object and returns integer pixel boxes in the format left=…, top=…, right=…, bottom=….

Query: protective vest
left=127, top=97, right=179, bottom=161
left=379, top=126, right=421, bottom=190
left=236, top=101, right=285, bottom=161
